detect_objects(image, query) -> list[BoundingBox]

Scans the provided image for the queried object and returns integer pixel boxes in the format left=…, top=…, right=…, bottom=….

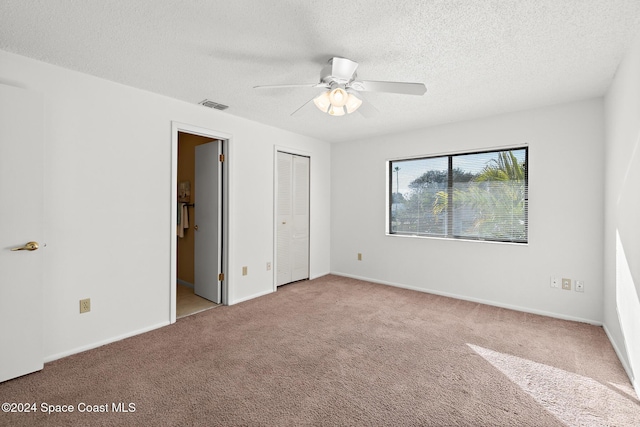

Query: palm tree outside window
left=389, top=147, right=528, bottom=243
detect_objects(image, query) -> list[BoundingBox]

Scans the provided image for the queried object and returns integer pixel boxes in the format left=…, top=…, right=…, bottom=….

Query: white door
left=194, top=141, right=222, bottom=303
left=0, top=85, right=44, bottom=382
left=276, top=152, right=309, bottom=286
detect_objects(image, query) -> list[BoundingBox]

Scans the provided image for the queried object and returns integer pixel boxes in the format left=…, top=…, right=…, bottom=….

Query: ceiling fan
left=253, top=57, right=427, bottom=117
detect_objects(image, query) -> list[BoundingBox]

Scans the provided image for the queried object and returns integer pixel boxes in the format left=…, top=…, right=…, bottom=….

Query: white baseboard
left=331, top=271, right=603, bottom=326
left=603, top=324, right=637, bottom=395
left=177, top=279, right=193, bottom=288
left=229, top=289, right=274, bottom=305
left=44, top=321, right=170, bottom=363
left=224, top=272, right=330, bottom=306
left=309, top=271, right=330, bottom=281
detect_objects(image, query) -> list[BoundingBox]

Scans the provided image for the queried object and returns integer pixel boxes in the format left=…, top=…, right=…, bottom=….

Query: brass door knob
left=11, top=241, right=39, bottom=251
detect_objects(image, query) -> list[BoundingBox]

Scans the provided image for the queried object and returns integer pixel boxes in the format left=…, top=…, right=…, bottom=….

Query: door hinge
left=218, top=273, right=224, bottom=281
left=219, top=154, right=224, bottom=162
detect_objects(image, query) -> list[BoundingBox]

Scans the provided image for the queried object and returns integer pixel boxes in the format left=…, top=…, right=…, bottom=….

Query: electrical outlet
left=357, top=253, right=362, bottom=261
left=562, top=278, right=571, bottom=291
left=266, top=262, right=271, bottom=271
left=79, top=298, right=91, bottom=314
left=575, top=280, right=584, bottom=292
left=550, top=277, right=559, bottom=288
left=242, top=266, right=248, bottom=276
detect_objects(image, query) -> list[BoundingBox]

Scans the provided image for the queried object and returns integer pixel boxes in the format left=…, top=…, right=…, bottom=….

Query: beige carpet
left=0, top=275, right=637, bottom=426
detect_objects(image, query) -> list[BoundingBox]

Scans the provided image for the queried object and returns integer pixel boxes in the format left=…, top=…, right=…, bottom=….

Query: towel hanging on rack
left=177, top=203, right=190, bottom=238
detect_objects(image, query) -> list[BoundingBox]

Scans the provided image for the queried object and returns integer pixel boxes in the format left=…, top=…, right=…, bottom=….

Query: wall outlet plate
left=550, top=277, right=559, bottom=288
left=562, top=278, right=571, bottom=291
left=575, top=280, right=584, bottom=292
left=80, top=298, right=91, bottom=314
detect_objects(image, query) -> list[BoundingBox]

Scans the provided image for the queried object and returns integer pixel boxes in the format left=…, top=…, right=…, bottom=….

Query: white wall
left=331, top=99, right=605, bottom=324
left=0, top=50, right=331, bottom=361
left=604, top=34, right=640, bottom=395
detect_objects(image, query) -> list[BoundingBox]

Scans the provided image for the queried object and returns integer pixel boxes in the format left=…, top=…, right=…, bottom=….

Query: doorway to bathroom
left=170, top=123, right=229, bottom=322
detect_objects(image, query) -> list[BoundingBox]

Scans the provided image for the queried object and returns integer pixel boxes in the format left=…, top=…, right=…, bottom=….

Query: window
left=389, top=147, right=528, bottom=243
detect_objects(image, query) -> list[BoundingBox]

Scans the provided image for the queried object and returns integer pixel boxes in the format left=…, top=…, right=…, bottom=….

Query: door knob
left=194, top=225, right=199, bottom=231
left=11, top=241, right=39, bottom=251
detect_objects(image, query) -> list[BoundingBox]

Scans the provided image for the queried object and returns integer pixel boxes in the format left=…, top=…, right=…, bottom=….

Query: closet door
left=290, top=155, right=310, bottom=281
left=276, top=152, right=309, bottom=286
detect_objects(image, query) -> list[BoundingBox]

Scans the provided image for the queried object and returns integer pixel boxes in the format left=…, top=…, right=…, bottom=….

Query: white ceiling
left=1, top=1, right=640, bottom=143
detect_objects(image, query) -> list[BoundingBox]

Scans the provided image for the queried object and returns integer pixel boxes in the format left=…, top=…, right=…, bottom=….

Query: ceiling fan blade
left=253, top=83, right=327, bottom=89
left=330, top=57, right=359, bottom=81
left=345, top=90, right=378, bottom=118
left=355, top=98, right=379, bottom=118
left=357, top=80, right=427, bottom=96
left=290, top=96, right=318, bottom=116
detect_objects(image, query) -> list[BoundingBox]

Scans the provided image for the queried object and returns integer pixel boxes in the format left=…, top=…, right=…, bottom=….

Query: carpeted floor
left=0, top=275, right=638, bottom=426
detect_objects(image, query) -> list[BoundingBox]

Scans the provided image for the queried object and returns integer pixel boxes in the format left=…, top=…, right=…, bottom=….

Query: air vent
left=199, top=99, right=229, bottom=111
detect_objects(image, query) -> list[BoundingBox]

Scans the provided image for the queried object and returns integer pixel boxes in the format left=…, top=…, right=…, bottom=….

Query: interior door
left=194, top=141, right=222, bottom=303
left=276, top=152, right=309, bottom=286
left=0, top=84, right=44, bottom=382
left=291, top=154, right=310, bottom=282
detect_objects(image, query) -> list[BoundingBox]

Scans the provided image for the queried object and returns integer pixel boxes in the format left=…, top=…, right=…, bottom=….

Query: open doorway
left=170, top=123, right=229, bottom=323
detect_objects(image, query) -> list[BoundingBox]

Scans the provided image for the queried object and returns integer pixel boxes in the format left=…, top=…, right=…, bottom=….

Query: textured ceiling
left=1, top=1, right=640, bottom=143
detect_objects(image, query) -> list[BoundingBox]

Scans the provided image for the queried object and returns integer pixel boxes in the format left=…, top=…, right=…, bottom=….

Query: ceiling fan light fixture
left=314, top=86, right=361, bottom=116
left=328, top=87, right=348, bottom=107
left=344, top=92, right=363, bottom=114
left=328, top=105, right=346, bottom=116
left=313, top=91, right=331, bottom=113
